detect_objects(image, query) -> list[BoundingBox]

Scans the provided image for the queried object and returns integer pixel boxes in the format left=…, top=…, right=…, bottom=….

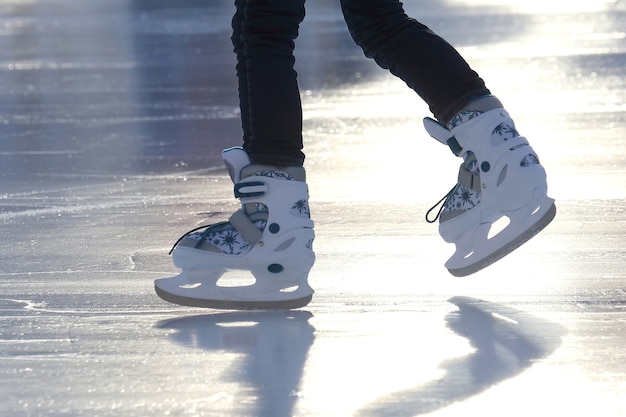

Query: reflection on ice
left=157, top=311, right=315, bottom=417
left=356, top=297, right=566, bottom=417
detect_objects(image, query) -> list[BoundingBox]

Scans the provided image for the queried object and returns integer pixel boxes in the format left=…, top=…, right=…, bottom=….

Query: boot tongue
left=222, top=147, right=251, bottom=183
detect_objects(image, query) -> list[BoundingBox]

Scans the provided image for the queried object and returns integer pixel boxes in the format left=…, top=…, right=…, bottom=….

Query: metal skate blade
left=154, top=271, right=314, bottom=310
left=447, top=200, right=556, bottom=277
left=154, top=283, right=312, bottom=310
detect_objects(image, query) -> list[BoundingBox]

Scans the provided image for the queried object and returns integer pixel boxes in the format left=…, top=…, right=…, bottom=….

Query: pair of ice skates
left=155, top=108, right=556, bottom=310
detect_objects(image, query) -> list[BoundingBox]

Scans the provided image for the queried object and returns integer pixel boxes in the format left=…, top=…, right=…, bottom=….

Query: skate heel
left=155, top=269, right=226, bottom=307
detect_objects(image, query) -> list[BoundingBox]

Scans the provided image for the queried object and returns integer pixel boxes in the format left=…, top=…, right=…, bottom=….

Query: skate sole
left=448, top=201, right=556, bottom=277
left=154, top=284, right=313, bottom=310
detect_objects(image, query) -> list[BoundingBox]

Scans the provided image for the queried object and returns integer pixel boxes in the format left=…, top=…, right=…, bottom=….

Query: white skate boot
left=424, top=108, right=556, bottom=276
left=155, top=147, right=315, bottom=309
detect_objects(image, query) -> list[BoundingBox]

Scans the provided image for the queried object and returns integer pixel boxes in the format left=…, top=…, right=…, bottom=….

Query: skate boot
left=423, top=107, right=556, bottom=276
left=154, top=147, right=315, bottom=310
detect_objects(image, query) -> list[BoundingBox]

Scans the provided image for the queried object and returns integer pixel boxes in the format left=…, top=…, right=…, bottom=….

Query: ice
left=1, top=0, right=625, bottom=416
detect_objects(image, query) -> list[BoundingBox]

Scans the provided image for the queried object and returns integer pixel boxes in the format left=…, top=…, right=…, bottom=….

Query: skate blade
left=446, top=194, right=556, bottom=277
left=154, top=284, right=313, bottom=310
left=154, top=273, right=313, bottom=310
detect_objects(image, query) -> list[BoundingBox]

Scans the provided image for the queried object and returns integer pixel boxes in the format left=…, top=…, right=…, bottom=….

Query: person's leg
left=340, top=0, right=491, bottom=124
left=233, top=0, right=306, bottom=166
left=231, top=0, right=252, bottom=146
left=341, top=0, right=555, bottom=276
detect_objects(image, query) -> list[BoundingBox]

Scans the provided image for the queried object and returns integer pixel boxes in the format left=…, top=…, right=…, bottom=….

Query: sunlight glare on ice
left=300, top=312, right=474, bottom=416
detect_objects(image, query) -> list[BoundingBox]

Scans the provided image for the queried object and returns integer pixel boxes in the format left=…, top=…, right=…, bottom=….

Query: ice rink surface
left=1, top=0, right=625, bottom=416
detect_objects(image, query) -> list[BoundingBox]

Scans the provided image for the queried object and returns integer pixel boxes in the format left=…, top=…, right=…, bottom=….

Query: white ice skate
left=424, top=108, right=556, bottom=276
left=155, top=147, right=315, bottom=310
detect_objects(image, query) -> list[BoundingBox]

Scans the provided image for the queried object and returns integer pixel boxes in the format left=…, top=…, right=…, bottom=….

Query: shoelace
left=425, top=185, right=456, bottom=224
left=168, top=223, right=216, bottom=255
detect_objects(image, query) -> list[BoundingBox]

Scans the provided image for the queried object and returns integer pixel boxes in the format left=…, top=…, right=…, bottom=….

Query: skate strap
left=447, top=137, right=464, bottom=156
left=457, top=163, right=482, bottom=192
left=229, top=209, right=262, bottom=244
left=234, top=181, right=267, bottom=199
left=423, top=117, right=463, bottom=156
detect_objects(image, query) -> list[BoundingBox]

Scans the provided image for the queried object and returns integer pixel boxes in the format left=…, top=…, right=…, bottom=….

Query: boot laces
left=425, top=185, right=456, bottom=223
left=168, top=222, right=224, bottom=255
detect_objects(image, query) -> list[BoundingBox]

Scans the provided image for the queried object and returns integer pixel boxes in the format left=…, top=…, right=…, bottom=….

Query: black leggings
left=231, top=0, right=491, bottom=166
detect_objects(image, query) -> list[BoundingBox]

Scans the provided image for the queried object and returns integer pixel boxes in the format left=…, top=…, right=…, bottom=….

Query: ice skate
left=424, top=107, right=556, bottom=276
left=155, top=147, right=315, bottom=310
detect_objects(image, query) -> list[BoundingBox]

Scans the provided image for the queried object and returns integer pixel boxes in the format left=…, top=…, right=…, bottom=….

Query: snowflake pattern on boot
left=256, top=170, right=293, bottom=180
left=186, top=169, right=311, bottom=255
left=186, top=219, right=267, bottom=255
left=292, top=199, right=310, bottom=218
